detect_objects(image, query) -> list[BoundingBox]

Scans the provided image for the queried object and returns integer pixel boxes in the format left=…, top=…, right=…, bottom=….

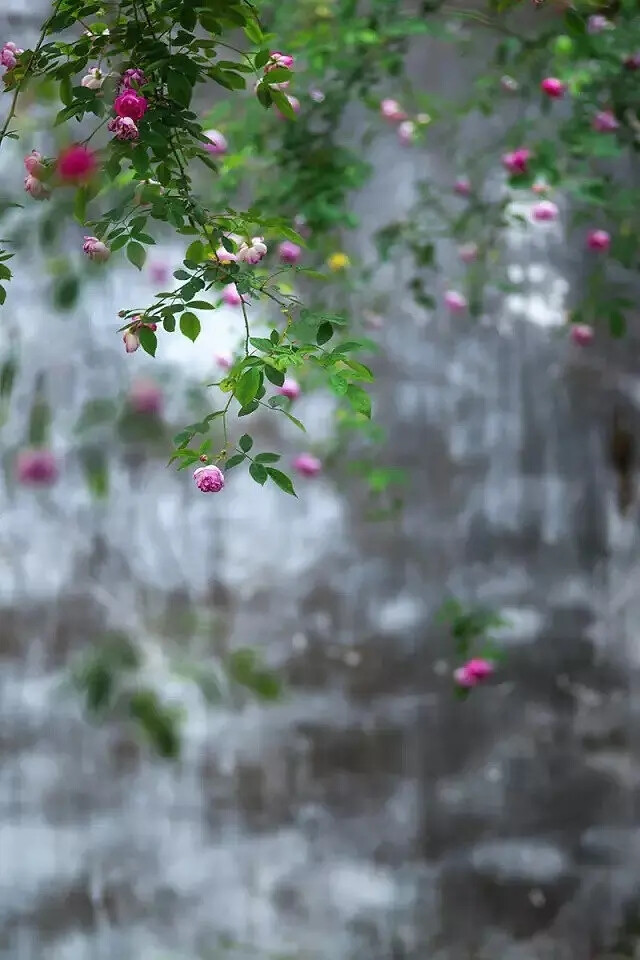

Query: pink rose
left=24, top=150, right=45, bottom=178
left=129, top=379, right=163, bottom=415
left=278, top=240, right=301, bottom=264
left=570, top=324, right=594, bottom=346
left=458, top=243, right=478, bottom=263
left=454, top=658, right=494, bottom=688
left=16, top=449, right=58, bottom=486
left=193, top=464, right=225, bottom=493
left=120, top=67, right=147, bottom=89
left=114, top=89, right=148, bottom=121
left=107, top=116, right=139, bottom=140
left=502, top=148, right=531, bottom=175
left=454, top=177, right=472, bottom=197
left=204, top=129, right=228, bottom=155
left=222, top=283, right=242, bottom=307
left=397, top=120, right=416, bottom=145
left=380, top=98, right=407, bottom=122
left=214, top=352, right=233, bottom=370
left=237, top=237, right=267, bottom=265
left=123, top=331, right=140, bottom=353
left=593, top=110, right=619, bottom=132
left=278, top=378, right=301, bottom=400
left=57, top=145, right=97, bottom=183
left=531, top=200, right=559, bottom=222
left=293, top=453, right=322, bottom=477
left=444, top=290, right=467, bottom=313
left=587, top=229, right=610, bottom=252
left=540, top=77, right=565, bottom=98
left=24, top=175, right=50, bottom=200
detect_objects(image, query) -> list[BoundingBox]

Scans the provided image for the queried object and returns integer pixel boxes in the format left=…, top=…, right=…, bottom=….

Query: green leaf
left=127, top=241, right=146, bottom=270
left=185, top=240, right=205, bottom=263
left=254, top=452, right=280, bottom=464
left=317, top=321, right=334, bottom=345
left=53, top=274, right=79, bottom=310
left=225, top=453, right=246, bottom=470
left=238, top=400, right=260, bottom=416
left=249, top=462, right=268, bottom=485
left=239, top=434, right=253, bottom=452
left=270, top=88, right=297, bottom=119
left=329, top=373, right=349, bottom=396
left=179, top=312, right=201, bottom=342
left=186, top=300, right=214, bottom=310
left=139, top=326, right=157, bottom=356
left=281, top=410, right=306, bottom=432
left=264, top=365, right=285, bottom=387
left=267, top=467, right=297, bottom=497
left=346, top=384, right=372, bottom=418
left=235, top=368, right=261, bottom=406
left=167, top=70, right=193, bottom=108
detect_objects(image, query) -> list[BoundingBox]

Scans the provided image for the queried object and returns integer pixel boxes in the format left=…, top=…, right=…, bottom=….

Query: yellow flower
left=327, top=252, right=350, bottom=271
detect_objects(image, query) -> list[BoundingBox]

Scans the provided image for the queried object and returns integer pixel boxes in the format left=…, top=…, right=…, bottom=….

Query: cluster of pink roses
left=454, top=658, right=494, bottom=689
left=1, top=41, right=22, bottom=72
left=122, top=315, right=157, bottom=353
left=107, top=74, right=148, bottom=142
left=23, top=151, right=50, bottom=201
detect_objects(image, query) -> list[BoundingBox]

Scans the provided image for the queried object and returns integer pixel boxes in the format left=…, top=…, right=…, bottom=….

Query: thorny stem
left=240, top=297, right=251, bottom=355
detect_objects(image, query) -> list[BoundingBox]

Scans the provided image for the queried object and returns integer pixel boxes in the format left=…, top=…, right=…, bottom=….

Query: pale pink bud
left=278, top=378, right=301, bottom=400
left=458, top=242, right=478, bottom=263
left=222, top=283, right=242, bottom=307
left=500, top=75, right=519, bottom=92
left=587, top=229, right=610, bottom=252
left=149, top=261, right=170, bottom=284
left=454, top=177, right=471, bottom=196
left=444, top=290, right=467, bottom=313
left=120, top=67, right=147, bottom=89
left=278, top=240, right=301, bottom=264
left=293, top=453, right=322, bottom=477
left=24, top=150, right=45, bottom=178
left=540, top=77, right=565, bottom=98
left=397, top=120, right=416, bottom=145
left=81, top=66, right=104, bottom=90
left=193, top=464, right=225, bottom=493
left=570, top=324, right=594, bottom=346
left=214, top=351, right=233, bottom=370
left=83, top=236, right=110, bottom=262
left=380, top=98, right=407, bottom=122
left=593, top=110, right=619, bottom=132
left=0, top=43, right=20, bottom=70
left=16, top=449, right=58, bottom=486
left=531, top=200, right=559, bottom=221
left=266, top=51, right=294, bottom=71
left=587, top=14, right=611, bottom=32
left=204, top=129, right=228, bottom=155
left=502, top=148, right=531, bottom=175
left=107, top=116, right=139, bottom=140
left=123, top=331, right=140, bottom=353
left=24, top=175, right=50, bottom=200
left=129, top=378, right=163, bottom=415
left=276, top=95, right=300, bottom=119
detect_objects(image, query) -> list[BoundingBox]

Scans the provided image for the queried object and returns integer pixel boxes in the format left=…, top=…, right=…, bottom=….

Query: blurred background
left=2, top=1, right=640, bottom=959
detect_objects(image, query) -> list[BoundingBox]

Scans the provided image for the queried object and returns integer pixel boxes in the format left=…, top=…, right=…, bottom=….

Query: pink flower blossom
left=587, top=229, right=610, bottom=252
left=149, top=261, right=170, bottom=284
left=541, top=77, right=565, bottom=98
left=454, top=177, right=471, bottom=197
left=214, top=351, right=233, bottom=370
left=278, top=378, right=301, bottom=400
left=24, top=150, right=45, bottom=178
left=380, top=98, right=407, bottom=122
left=107, top=116, right=139, bottom=140
left=222, top=283, right=242, bottom=307
left=1, top=42, right=22, bottom=70
left=129, top=378, right=163, bottom=415
left=24, top=175, right=50, bottom=200
left=444, top=290, right=468, bottom=313
left=293, top=453, right=322, bottom=477
left=114, top=89, right=148, bottom=121
left=237, top=237, right=267, bottom=265
left=57, top=145, right=97, bottom=183
left=502, top=147, right=531, bottom=175
left=266, top=51, right=294, bottom=71
left=458, top=242, right=478, bottom=263
left=83, top=236, right=110, bottom=262
left=16, top=449, right=58, bottom=486
left=587, top=14, right=611, bottom=32
left=531, top=200, right=559, bottom=222
left=454, top=658, right=494, bottom=688
left=193, top=464, right=225, bottom=493
left=214, top=246, right=237, bottom=265
left=81, top=66, right=105, bottom=90
left=120, top=67, right=147, bottom=89
left=397, top=120, right=416, bottom=145
left=278, top=240, right=301, bottom=264
left=570, top=324, right=594, bottom=346
left=593, top=110, right=619, bottom=132
left=276, top=94, right=300, bottom=119
left=204, top=129, right=228, bottom=155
